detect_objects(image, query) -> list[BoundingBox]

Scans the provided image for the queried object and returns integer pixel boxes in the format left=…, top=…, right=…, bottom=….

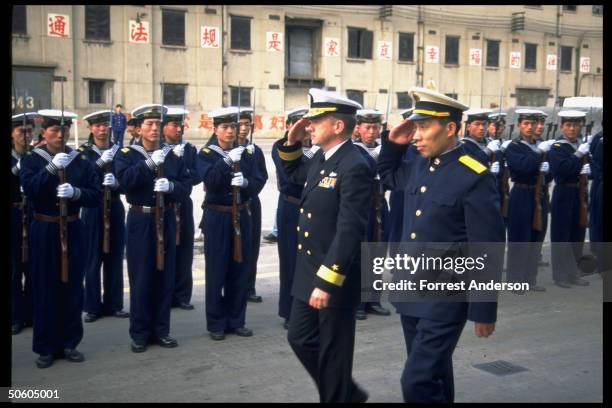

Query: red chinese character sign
left=324, top=38, right=340, bottom=57
left=546, top=54, right=557, bottom=71
left=580, top=57, right=590, bottom=73
left=425, top=46, right=439, bottom=64
left=266, top=32, right=284, bottom=52
left=47, top=14, right=70, bottom=38
left=509, top=52, right=521, bottom=69
left=198, top=113, right=213, bottom=131
left=469, top=49, right=482, bottom=66
left=201, top=26, right=220, bottom=48
left=129, top=20, right=149, bottom=43
left=378, top=41, right=392, bottom=60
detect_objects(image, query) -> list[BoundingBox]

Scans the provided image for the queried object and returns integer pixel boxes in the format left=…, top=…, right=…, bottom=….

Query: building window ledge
left=83, top=39, right=113, bottom=46
left=12, top=33, right=30, bottom=40
left=398, top=60, right=415, bottom=65
left=524, top=69, right=537, bottom=72
left=230, top=49, right=253, bottom=55
left=161, top=44, right=187, bottom=51
left=444, top=64, right=459, bottom=68
left=346, top=58, right=368, bottom=63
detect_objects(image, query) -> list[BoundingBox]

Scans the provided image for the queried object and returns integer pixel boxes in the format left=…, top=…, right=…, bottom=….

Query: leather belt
left=514, top=183, right=535, bottom=189
left=33, top=213, right=79, bottom=223
left=11, top=202, right=24, bottom=209
left=205, top=202, right=250, bottom=213
left=283, top=194, right=301, bottom=205
left=559, top=183, right=579, bottom=188
left=130, top=204, right=177, bottom=214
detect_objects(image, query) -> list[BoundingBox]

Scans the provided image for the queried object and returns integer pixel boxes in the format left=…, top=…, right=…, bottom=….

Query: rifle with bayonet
left=58, top=77, right=69, bottom=282
left=14, top=84, right=30, bottom=264
left=578, top=108, right=593, bottom=228
left=103, top=90, right=116, bottom=254
left=155, top=89, right=167, bottom=270
left=493, top=88, right=510, bottom=218
left=232, top=84, right=243, bottom=262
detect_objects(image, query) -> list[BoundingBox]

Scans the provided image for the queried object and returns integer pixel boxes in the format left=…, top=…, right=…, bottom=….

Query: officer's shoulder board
left=458, top=155, right=487, bottom=174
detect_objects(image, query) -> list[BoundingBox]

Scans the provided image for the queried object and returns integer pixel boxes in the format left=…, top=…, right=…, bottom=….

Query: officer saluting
left=196, top=107, right=266, bottom=341
left=113, top=104, right=192, bottom=352
left=378, top=88, right=504, bottom=402
left=272, top=106, right=310, bottom=329
left=276, top=88, right=371, bottom=402
left=20, top=109, right=102, bottom=368
left=163, top=107, right=199, bottom=311
left=80, top=110, right=129, bottom=323
left=352, top=109, right=391, bottom=320
left=11, top=112, right=36, bottom=335
left=548, top=110, right=591, bottom=287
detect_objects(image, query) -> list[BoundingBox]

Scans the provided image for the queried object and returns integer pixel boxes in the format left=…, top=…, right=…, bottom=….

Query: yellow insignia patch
left=201, top=147, right=210, bottom=154
left=458, top=155, right=486, bottom=174
left=553, top=143, right=561, bottom=148
left=121, top=147, right=130, bottom=153
left=332, top=264, right=340, bottom=271
left=78, top=147, right=84, bottom=152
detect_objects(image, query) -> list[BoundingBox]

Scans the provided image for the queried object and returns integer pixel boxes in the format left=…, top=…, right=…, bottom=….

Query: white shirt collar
left=324, top=139, right=349, bottom=161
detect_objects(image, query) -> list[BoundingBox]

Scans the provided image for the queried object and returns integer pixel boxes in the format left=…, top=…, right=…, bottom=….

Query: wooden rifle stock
left=532, top=153, right=546, bottom=231
left=155, top=162, right=165, bottom=270
left=232, top=162, right=242, bottom=262
left=58, top=167, right=69, bottom=282
left=578, top=155, right=589, bottom=228
left=175, top=202, right=181, bottom=246
left=102, top=160, right=112, bottom=254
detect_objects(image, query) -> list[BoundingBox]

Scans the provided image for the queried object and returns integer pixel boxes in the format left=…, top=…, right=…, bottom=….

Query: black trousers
left=287, top=298, right=360, bottom=402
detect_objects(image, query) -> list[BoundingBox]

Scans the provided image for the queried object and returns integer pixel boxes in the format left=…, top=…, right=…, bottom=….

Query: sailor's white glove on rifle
left=151, top=149, right=166, bottom=166
left=100, top=149, right=115, bottom=164
left=246, top=144, right=255, bottom=154
left=231, top=171, right=248, bottom=188
left=537, top=140, right=555, bottom=154
left=52, top=153, right=70, bottom=169
left=173, top=144, right=185, bottom=157
left=228, top=146, right=245, bottom=163
left=580, top=163, right=591, bottom=175
left=154, top=177, right=171, bottom=193
left=489, top=161, right=500, bottom=175
left=486, top=139, right=501, bottom=153
left=501, top=140, right=512, bottom=151
left=577, top=142, right=591, bottom=157
left=539, top=161, right=550, bottom=174
left=57, top=183, right=75, bottom=198
left=103, top=173, right=119, bottom=189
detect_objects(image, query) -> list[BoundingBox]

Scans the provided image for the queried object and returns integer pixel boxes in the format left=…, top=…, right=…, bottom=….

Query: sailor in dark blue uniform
left=20, top=109, right=102, bottom=368
left=196, top=107, right=266, bottom=341
left=162, top=107, right=199, bottom=311
left=532, top=110, right=552, bottom=267
left=11, top=112, right=36, bottom=335
left=277, top=88, right=371, bottom=403
left=548, top=110, right=591, bottom=287
left=113, top=104, right=192, bottom=353
left=236, top=108, right=269, bottom=303
left=79, top=110, right=129, bottom=323
left=588, top=129, right=605, bottom=273
left=272, top=106, right=311, bottom=329
left=352, top=109, right=391, bottom=320
left=127, top=117, right=140, bottom=146
left=505, top=109, right=554, bottom=293
left=489, top=111, right=511, bottom=227
left=378, top=87, right=504, bottom=402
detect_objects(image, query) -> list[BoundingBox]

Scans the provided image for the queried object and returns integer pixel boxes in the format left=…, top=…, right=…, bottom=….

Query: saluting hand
left=309, top=287, right=331, bottom=310
left=474, top=322, right=495, bottom=338
left=389, top=119, right=416, bottom=145
left=287, top=118, right=311, bottom=146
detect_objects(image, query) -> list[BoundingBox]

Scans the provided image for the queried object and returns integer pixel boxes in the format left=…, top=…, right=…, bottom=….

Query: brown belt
left=130, top=204, right=175, bottom=214
left=283, top=194, right=301, bottom=205
left=12, top=202, right=24, bottom=209
left=33, top=213, right=79, bottom=223
left=514, top=183, right=535, bottom=189
left=559, top=183, right=579, bottom=188
left=205, top=202, right=250, bottom=213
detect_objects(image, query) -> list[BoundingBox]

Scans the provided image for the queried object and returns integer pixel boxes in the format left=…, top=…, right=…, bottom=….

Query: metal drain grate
left=472, top=360, right=529, bottom=376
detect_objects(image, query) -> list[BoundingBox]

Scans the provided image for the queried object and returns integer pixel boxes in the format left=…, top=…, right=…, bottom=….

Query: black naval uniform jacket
left=274, top=138, right=372, bottom=309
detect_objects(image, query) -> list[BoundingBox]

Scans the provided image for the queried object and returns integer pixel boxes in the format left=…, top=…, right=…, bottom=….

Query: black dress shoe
left=84, top=313, right=101, bottom=323
left=283, top=319, right=290, bottom=330
left=355, top=310, right=367, bottom=320
left=12, top=323, right=22, bottom=335
left=156, top=336, right=178, bottom=348
left=367, top=304, right=391, bottom=316
left=178, top=302, right=195, bottom=310
left=569, top=278, right=590, bottom=286
left=113, top=310, right=130, bottom=318
left=351, top=383, right=369, bottom=403
left=247, top=294, right=263, bottom=303
left=233, top=327, right=253, bottom=337
left=63, top=349, right=85, bottom=362
left=210, top=331, right=225, bottom=341
left=529, top=285, right=546, bottom=292
left=263, top=233, right=278, bottom=243
left=131, top=341, right=147, bottom=353
left=554, top=281, right=572, bottom=289
left=36, top=354, right=55, bottom=369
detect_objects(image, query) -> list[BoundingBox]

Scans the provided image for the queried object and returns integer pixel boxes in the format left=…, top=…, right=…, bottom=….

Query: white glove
left=16, top=160, right=21, bottom=171
left=100, top=149, right=114, bottom=164
left=57, top=183, right=75, bottom=198
left=486, top=139, right=501, bottom=153
left=173, top=144, right=185, bottom=157
left=102, top=173, right=118, bottom=188
left=580, top=163, right=591, bottom=175
left=490, top=161, right=500, bottom=175
left=52, top=153, right=70, bottom=169
left=539, top=161, right=549, bottom=174
left=501, top=140, right=512, bottom=151
left=151, top=149, right=166, bottom=166
left=246, top=144, right=255, bottom=154
left=370, top=145, right=382, bottom=160
left=231, top=171, right=248, bottom=188
left=587, top=134, right=594, bottom=143
left=154, top=178, right=171, bottom=192
left=577, top=142, right=590, bottom=155
left=228, top=146, right=245, bottom=163
left=537, top=140, right=554, bottom=153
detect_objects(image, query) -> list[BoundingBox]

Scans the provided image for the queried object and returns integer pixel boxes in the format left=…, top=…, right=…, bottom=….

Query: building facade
left=11, top=5, right=603, bottom=140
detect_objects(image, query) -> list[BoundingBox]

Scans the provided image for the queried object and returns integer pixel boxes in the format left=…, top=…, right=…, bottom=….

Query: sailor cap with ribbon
left=356, top=109, right=383, bottom=124
left=131, top=104, right=168, bottom=123
left=557, top=110, right=586, bottom=123
left=303, top=88, right=362, bottom=120
left=12, top=112, right=38, bottom=129
left=163, top=107, right=190, bottom=125
left=285, top=106, right=309, bottom=124
left=464, top=108, right=493, bottom=123
left=407, top=87, right=469, bottom=122
left=209, top=106, right=241, bottom=126
left=82, top=109, right=112, bottom=125
left=37, top=109, right=78, bottom=128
